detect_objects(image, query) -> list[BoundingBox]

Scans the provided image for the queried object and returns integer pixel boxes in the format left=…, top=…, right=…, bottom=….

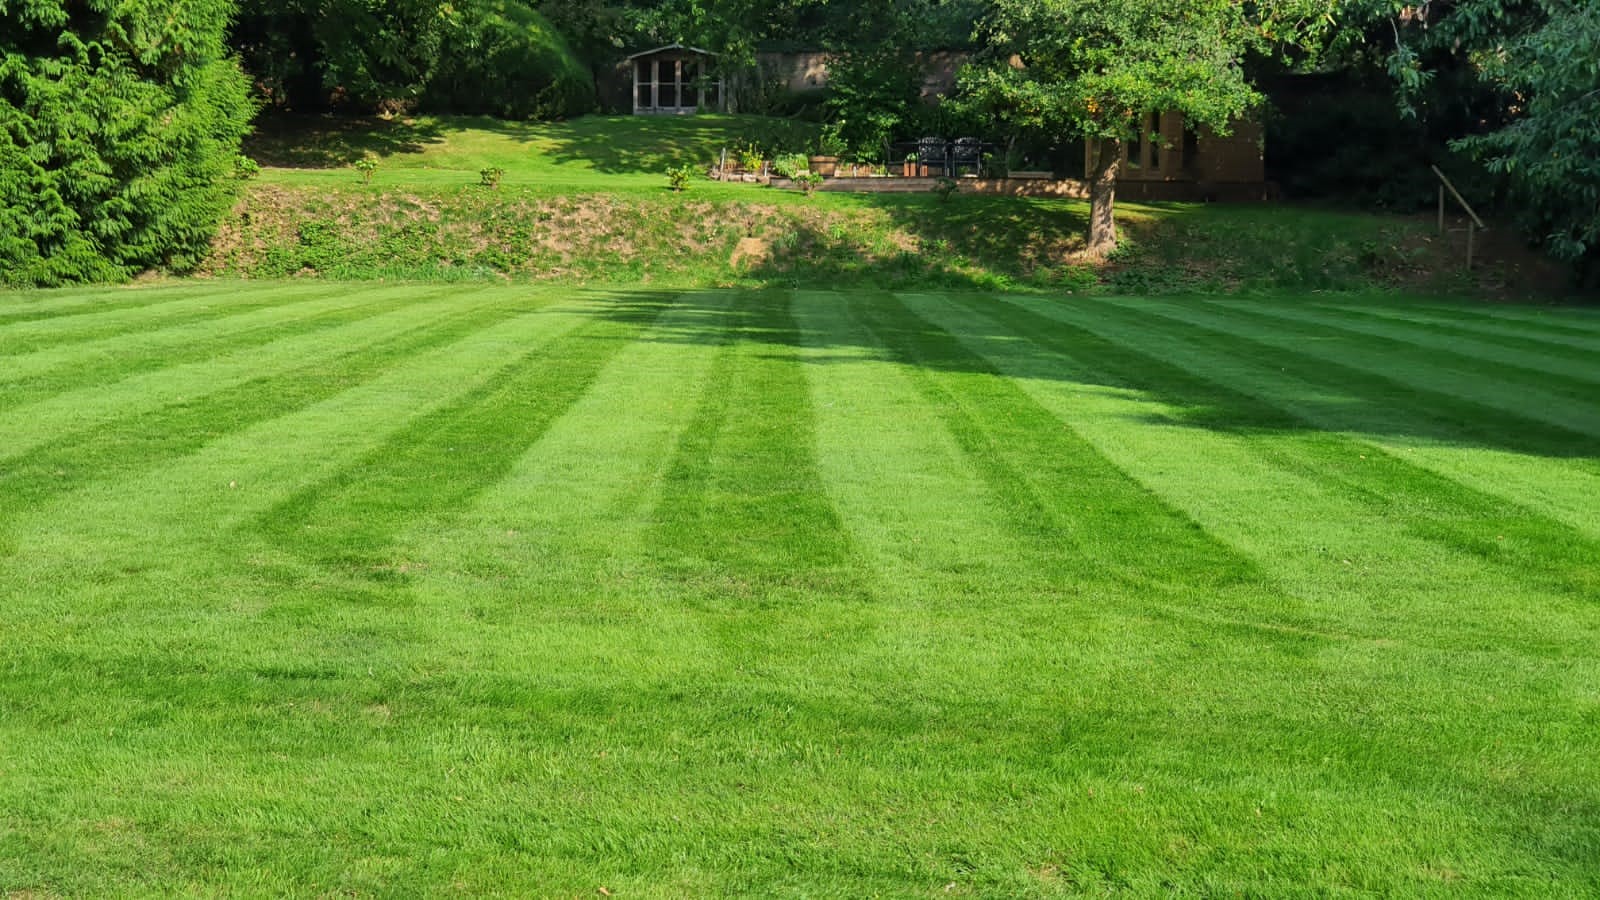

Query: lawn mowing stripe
left=0, top=284, right=428, bottom=413
left=0, top=283, right=492, bottom=463
left=0, top=292, right=608, bottom=613
left=860, top=291, right=1600, bottom=885
left=647, top=289, right=863, bottom=605
left=0, top=286, right=535, bottom=528
left=851, top=290, right=1263, bottom=601
left=956, top=293, right=1600, bottom=615
left=0, top=280, right=268, bottom=324
left=899, top=291, right=1600, bottom=885
left=1312, top=300, right=1600, bottom=357
left=385, top=290, right=739, bottom=672
left=249, top=291, right=677, bottom=582
left=1194, top=299, right=1600, bottom=432
left=1205, top=297, right=1600, bottom=391
left=1104, top=295, right=1600, bottom=449
left=1413, top=301, right=1600, bottom=337
left=797, top=288, right=1247, bottom=696
left=1007, top=294, right=1600, bottom=542
left=0, top=281, right=340, bottom=355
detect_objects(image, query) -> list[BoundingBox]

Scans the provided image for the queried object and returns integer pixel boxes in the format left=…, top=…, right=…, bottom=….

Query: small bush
left=234, top=155, right=262, bottom=180
left=934, top=177, right=960, bottom=203
left=354, top=159, right=378, bottom=184
left=772, top=153, right=811, bottom=180
left=480, top=166, right=505, bottom=189
left=667, top=164, right=698, bottom=192
left=795, top=173, right=825, bottom=196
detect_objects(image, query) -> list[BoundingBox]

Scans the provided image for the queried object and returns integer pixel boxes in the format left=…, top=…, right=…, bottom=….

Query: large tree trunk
left=1087, top=138, right=1121, bottom=255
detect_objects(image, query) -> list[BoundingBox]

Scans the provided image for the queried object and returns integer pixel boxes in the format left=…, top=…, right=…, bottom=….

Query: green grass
left=224, top=114, right=1563, bottom=297
left=2, top=282, right=1598, bottom=896
left=245, top=114, right=820, bottom=193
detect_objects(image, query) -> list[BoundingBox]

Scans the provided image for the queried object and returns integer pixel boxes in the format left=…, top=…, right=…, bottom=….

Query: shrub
left=934, top=177, right=960, bottom=203
left=1, top=0, right=254, bottom=286
left=234, top=155, right=263, bottom=180
left=355, top=159, right=378, bottom=184
left=480, top=166, right=505, bottom=189
left=772, top=153, right=811, bottom=180
left=667, top=164, right=698, bottom=192
left=794, top=173, right=825, bottom=196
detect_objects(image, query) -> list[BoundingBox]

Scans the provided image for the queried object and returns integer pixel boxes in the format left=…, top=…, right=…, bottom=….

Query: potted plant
left=808, top=129, right=846, bottom=178
left=902, top=153, right=918, bottom=178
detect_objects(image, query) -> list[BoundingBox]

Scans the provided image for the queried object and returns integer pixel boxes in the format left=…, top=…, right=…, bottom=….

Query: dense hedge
left=0, top=0, right=254, bottom=286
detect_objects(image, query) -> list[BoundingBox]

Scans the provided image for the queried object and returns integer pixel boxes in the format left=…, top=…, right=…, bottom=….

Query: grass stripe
left=648, top=290, right=860, bottom=597
left=0, top=281, right=266, bottom=324
left=0, top=287, right=533, bottom=528
left=1207, top=297, right=1600, bottom=391
left=1420, top=301, right=1600, bottom=336
left=844, top=291, right=1595, bottom=890
left=0, top=284, right=494, bottom=462
left=249, top=292, right=677, bottom=584
left=1107, top=295, right=1600, bottom=450
left=1315, top=300, right=1600, bottom=357
left=0, top=292, right=608, bottom=611
left=852, top=291, right=1263, bottom=601
left=0, top=281, right=338, bottom=354
left=0, top=284, right=424, bottom=413
left=1195, top=299, right=1600, bottom=432
left=1260, top=301, right=1600, bottom=385
left=1009, top=294, right=1600, bottom=541
left=959, top=293, right=1600, bottom=612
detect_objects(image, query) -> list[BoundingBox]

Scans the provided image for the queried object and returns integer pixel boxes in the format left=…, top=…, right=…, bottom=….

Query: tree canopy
left=956, top=0, right=1336, bottom=251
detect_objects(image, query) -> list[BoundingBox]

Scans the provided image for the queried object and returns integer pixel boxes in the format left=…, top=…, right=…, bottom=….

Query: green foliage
left=793, top=172, right=824, bottom=194
left=354, top=159, right=379, bottom=184
left=666, top=163, right=698, bottom=191
left=479, top=166, right=505, bottom=188
left=233, top=0, right=592, bottom=118
left=771, top=153, right=811, bottom=180
left=426, top=0, right=595, bottom=119
left=1451, top=2, right=1599, bottom=269
left=235, top=155, right=263, bottom=180
left=933, top=177, right=959, bottom=202
left=824, top=47, right=925, bottom=158
left=0, top=0, right=255, bottom=286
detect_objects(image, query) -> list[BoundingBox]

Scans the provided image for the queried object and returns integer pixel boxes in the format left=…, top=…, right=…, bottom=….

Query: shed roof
left=624, top=42, right=718, bottom=61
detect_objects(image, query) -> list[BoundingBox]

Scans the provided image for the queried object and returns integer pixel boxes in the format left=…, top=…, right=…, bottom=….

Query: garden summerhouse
left=627, top=44, right=725, bottom=115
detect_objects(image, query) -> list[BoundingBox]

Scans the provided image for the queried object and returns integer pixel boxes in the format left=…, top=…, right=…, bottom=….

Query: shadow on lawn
left=245, top=115, right=449, bottom=168
left=570, top=288, right=1600, bottom=462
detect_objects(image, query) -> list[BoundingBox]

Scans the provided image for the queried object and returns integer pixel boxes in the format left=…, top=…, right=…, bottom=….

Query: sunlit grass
left=1, top=282, right=1597, bottom=895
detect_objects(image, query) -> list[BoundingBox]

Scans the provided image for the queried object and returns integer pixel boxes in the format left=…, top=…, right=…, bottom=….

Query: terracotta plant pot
left=902, top=161, right=917, bottom=177
left=808, top=156, right=838, bottom=177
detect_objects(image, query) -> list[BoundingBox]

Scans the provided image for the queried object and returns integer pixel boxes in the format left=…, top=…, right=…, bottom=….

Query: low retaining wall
left=773, top=176, right=1277, bottom=203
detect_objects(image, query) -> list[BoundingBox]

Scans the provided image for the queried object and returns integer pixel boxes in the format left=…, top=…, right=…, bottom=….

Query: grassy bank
left=1, top=282, right=1598, bottom=894
left=216, top=114, right=1558, bottom=297
left=206, top=182, right=1492, bottom=295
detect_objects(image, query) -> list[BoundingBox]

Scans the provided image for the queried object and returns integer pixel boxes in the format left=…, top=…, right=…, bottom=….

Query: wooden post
left=1467, top=221, right=1475, bottom=271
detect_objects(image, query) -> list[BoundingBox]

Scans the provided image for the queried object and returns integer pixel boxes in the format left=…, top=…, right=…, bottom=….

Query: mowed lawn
left=1, top=282, right=1598, bottom=896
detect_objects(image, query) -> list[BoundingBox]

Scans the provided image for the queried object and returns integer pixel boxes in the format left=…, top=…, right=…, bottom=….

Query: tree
left=1360, top=0, right=1600, bottom=278
left=958, top=0, right=1333, bottom=252
left=1, top=0, right=255, bottom=285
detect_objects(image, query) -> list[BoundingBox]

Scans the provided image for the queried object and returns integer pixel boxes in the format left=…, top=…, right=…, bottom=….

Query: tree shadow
left=564, top=287, right=1600, bottom=463
left=526, top=114, right=821, bottom=175
left=727, top=192, right=1096, bottom=293
left=244, top=115, right=450, bottom=169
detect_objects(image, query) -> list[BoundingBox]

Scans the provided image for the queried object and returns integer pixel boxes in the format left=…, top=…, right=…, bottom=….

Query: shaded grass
left=0, top=281, right=1597, bottom=896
